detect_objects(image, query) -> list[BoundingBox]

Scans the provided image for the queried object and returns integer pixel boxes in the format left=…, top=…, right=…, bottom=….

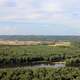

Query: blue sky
left=0, top=0, right=80, bottom=35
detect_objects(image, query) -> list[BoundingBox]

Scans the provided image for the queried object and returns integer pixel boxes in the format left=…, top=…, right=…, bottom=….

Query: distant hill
left=0, top=35, right=80, bottom=41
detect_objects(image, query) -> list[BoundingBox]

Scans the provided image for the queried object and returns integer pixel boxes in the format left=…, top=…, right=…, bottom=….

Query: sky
left=0, top=0, right=80, bottom=35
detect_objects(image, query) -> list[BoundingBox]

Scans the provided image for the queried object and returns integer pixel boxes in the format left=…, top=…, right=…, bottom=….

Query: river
left=0, top=62, right=65, bottom=69
left=29, top=63, right=65, bottom=68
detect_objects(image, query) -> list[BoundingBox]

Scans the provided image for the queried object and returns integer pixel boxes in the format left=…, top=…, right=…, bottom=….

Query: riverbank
left=0, top=61, right=66, bottom=69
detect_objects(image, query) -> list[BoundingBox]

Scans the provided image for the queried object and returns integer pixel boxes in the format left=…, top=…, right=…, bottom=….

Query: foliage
left=0, top=67, right=79, bottom=80
left=0, top=42, right=79, bottom=67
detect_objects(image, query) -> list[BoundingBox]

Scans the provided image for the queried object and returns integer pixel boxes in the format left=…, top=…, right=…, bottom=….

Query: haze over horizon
left=0, top=0, right=80, bottom=35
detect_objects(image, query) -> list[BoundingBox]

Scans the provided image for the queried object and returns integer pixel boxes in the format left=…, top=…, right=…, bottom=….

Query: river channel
left=29, top=63, right=65, bottom=68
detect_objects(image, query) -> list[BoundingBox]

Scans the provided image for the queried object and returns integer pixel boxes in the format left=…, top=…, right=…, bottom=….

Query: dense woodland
left=0, top=67, right=80, bottom=80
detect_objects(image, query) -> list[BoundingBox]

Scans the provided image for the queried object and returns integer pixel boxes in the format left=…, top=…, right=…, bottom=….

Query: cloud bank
left=0, top=0, right=80, bottom=21
left=0, top=0, right=80, bottom=35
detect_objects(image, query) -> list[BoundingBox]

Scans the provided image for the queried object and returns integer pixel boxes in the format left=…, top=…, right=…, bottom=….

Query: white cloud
left=16, top=0, right=64, bottom=22
left=0, top=0, right=16, bottom=21
left=0, top=0, right=80, bottom=27
left=40, top=0, right=63, bottom=12
left=0, top=0, right=80, bottom=35
left=0, top=15, right=16, bottom=21
left=0, top=0, right=16, bottom=7
left=17, top=0, right=32, bottom=9
left=0, top=26, right=17, bottom=35
left=0, top=0, right=6, bottom=7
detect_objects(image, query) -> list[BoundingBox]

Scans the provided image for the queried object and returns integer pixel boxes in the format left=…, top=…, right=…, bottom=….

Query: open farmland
left=0, top=40, right=71, bottom=46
